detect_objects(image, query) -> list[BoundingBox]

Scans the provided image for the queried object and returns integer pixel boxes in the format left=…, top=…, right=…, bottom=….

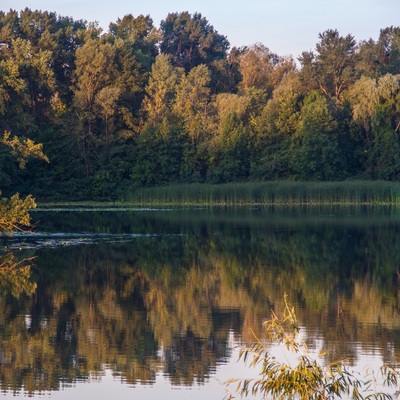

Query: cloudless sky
left=1, top=0, right=399, bottom=58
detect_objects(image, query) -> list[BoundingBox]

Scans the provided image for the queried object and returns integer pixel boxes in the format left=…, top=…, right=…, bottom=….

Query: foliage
left=0, top=130, right=48, bottom=233
left=159, top=11, right=229, bottom=72
left=1, top=130, right=49, bottom=168
left=299, top=29, right=357, bottom=102
left=0, top=192, right=36, bottom=234
left=0, top=9, right=400, bottom=200
left=227, top=294, right=399, bottom=400
left=142, top=54, right=182, bottom=126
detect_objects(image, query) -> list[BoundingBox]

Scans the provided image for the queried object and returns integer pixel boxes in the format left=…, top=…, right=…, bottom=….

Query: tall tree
left=173, top=64, right=212, bottom=145
left=299, top=29, right=357, bottom=103
left=290, top=91, right=345, bottom=180
left=208, top=49, right=242, bottom=94
left=172, top=64, right=213, bottom=181
left=208, top=112, right=250, bottom=183
left=251, top=71, right=303, bottom=179
left=109, top=14, right=159, bottom=73
left=0, top=37, right=55, bottom=131
left=377, top=27, right=400, bottom=75
left=238, top=43, right=295, bottom=98
left=50, top=16, right=87, bottom=105
left=142, top=54, right=183, bottom=126
left=160, top=12, right=229, bottom=73
left=357, top=27, right=400, bottom=79
left=71, top=38, right=116, bottom=176
left=349, top=73, right=400, bottom=179
left=0, top=9, right=21, bottom=42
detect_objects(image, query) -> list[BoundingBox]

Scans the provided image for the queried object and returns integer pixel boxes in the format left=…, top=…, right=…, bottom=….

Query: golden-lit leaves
left=0, top=193, right=36, bottom=234
left=228, top=295, right=399, bottom=400
left=349, top=74, right=400, bottom=133
left=1, top=130, right=49, bottom=169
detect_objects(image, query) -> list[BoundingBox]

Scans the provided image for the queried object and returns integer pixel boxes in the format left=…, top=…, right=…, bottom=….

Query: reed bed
left=127, top=181, right=400, bottom=206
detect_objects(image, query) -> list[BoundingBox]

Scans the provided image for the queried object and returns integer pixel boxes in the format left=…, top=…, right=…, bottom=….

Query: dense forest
left=0, top=8, right=400, bottom=201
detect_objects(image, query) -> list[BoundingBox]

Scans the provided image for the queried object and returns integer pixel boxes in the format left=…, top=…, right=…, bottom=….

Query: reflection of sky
left=4, top=207, right=400, bottom=399
left=6, top=335, right=394, bottom=400
left=6, top=346, right=260, bottom=400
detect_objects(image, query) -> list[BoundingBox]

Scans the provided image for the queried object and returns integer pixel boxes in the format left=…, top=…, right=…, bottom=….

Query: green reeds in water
left=127, top=181, right=400, bottom=205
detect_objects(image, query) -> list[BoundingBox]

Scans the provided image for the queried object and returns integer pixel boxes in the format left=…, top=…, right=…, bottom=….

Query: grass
left=123, top=181, right=400, bottom=206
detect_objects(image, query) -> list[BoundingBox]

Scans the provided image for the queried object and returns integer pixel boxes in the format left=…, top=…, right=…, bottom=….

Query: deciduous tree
left=299, top=29, right=357, bottom=103
left=142, top=54, right=182, bottom=126
left=160, top=12, right=229, bottom=72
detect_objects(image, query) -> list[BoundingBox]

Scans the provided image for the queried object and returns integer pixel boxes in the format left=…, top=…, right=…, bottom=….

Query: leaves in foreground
left=0, top=193, right=36, bottom=234
left=226, top=294, right=400, bottom=400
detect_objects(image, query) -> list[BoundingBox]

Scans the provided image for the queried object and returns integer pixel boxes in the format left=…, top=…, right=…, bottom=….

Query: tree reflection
left=0, top=252, right=37, bottom=298
left=1, top=210, right=400, bottom=395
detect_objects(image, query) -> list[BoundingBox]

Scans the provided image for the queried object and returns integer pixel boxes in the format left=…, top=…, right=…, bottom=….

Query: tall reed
left=126, top=181, right=400, bottom=205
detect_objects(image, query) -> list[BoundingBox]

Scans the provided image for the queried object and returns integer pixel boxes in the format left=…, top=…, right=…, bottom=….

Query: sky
left=1, top=0, right=399, bottom=59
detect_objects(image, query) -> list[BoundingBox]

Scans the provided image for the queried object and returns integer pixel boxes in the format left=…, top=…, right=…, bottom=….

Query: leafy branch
left=1, top=130, right=49, bottom=169
left=0, top=192, right=36, bottom=234
left=0, top=130, right=48, bottom=235
left=226, top=294, right=399, bottom=400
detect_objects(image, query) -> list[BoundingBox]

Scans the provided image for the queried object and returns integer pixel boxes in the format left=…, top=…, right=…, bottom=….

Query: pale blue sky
left=1, top=0, right=399, bottom=58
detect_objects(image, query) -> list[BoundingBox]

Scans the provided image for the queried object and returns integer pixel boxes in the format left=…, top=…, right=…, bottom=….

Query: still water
left=1, top=206, right=400, bottom=399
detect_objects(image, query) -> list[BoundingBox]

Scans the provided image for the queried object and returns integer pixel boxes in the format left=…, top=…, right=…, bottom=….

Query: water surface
left=1, top=206, right=400, bottom=399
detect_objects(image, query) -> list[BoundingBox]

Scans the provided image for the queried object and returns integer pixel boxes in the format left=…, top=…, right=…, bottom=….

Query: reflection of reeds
left=127, top=181, right=400, bottom=205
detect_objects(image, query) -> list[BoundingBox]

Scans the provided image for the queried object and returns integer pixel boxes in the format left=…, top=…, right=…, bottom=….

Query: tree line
left=0, top=8, right=400, bottom=200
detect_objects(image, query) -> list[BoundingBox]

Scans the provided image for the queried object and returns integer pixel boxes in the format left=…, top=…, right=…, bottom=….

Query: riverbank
left=35, top=181, right=400, bottom=207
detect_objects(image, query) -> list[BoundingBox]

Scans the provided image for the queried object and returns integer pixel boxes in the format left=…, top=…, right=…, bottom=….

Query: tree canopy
left=0, top=9, right=399, bottom=201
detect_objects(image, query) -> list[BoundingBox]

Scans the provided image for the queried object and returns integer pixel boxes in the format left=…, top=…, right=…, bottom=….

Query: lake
left=1, top=205, right=400, bottom=399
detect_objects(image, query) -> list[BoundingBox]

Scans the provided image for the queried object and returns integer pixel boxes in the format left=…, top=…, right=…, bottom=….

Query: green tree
left=108, top=14, right=159, bottom=125
left=50, top=16, right=87, bottom=105
left=0, top=9, right=21, bottom=42
left=109, top=13, right=159, bottom=70
left=0, top=37, right=56, bottom=130
left=290, top=92, right=345, bottom=180
left=141, top=54, right=183, bottom=126
left=173, top=64, right=212, bottom=145
left=350, top=74, right=400, bottom=179
left=251, top=71, right=303, bottom=179
left=356, top=27, right=400, bottom=79
left=160, top=12, right=229, bottom=73
left=208, top=48, right=242, bottom=94
left=94, top=85, right=121, bottom=145
left=0, top=53, right=25, bottom=117
left=299, top=29, right=357, bottom=103
left=131, top=119, right=184, bottom=186
left=208, top=112, right=250, bottom=183
left=377, top=27, right=400, bottom=75
left=71, top=37, right=116, bottom=176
